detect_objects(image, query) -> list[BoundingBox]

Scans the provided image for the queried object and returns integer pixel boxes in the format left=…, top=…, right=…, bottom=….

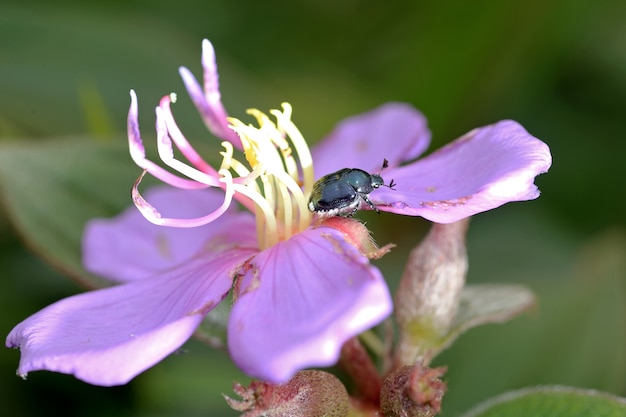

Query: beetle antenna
left=378, top=158, right=396, bottom=190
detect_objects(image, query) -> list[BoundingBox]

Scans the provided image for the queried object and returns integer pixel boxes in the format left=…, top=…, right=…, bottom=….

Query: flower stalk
left=339, top=337, right=383, bottom=404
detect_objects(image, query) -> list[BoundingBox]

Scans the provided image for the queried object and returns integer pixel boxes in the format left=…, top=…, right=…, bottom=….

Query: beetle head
left=370, top=174, right=384, bottom=188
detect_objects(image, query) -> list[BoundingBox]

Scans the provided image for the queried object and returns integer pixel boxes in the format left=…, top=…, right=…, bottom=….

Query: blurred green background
left=1, top=1, right=625, bottom=416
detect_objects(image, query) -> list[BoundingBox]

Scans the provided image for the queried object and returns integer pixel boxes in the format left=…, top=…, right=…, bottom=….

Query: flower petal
left=6, top=246, right=256, bottom=386
left=83, top=186, right=257, bottom=282
left=227, top=227, right=392, bottom=383
left=372, top=120, right=552, bottom=223
left=312, top=103, right=430, bottom=177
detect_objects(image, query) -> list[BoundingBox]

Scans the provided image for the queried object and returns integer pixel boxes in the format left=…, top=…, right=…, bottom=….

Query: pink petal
left=312, top=103, right=430, bottom=178
left=83, top=186, right=257, bottom=282
left=227, top=226, right=392, bottom=383
left=372, top=120, right=552, bottom=223
left=6, top=246, right=257, bottom=386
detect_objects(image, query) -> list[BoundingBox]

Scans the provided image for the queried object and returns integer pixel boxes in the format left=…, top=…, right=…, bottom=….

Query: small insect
left=308, top=159, right=396, bottom=217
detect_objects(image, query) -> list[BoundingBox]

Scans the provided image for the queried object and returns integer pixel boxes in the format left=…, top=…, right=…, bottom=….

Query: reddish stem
left=339, top=337, right=382, bottom=405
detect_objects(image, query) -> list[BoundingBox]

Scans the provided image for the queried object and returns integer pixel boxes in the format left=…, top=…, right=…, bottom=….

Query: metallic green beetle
left=308, top=159, right=396, bottom=217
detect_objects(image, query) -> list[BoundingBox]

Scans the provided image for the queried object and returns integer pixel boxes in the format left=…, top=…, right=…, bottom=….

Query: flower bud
left=380, top=364, right=447, bottom=417
left=225, top=370, right=349, bottom=417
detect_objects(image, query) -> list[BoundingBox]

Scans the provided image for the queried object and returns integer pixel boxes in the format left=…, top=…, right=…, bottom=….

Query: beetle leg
left=361, top=194, right=380, bottom=214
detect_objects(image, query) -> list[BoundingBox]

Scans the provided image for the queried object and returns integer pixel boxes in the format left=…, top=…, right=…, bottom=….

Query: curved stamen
left=159, top=94, right=218, bottom=176
left=131, top=169, right=235, bottom=228
left=128, top=90, right=210, bottom=190
left=272, top=103, right=314, bottom=196
left=131, top=83, right=315, bottom=248
left=247, top=109, right=298, bottom=182
left=231, top=181, right=278, bottom=248
left=155, top=105, right=221, bottom=187
left=271, top=168, right=310, bottom=235
left=177, top=40, right=242, bottom=149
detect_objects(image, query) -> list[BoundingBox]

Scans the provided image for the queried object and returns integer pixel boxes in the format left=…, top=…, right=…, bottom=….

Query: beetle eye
left=371, top=174, right=384, bottom=188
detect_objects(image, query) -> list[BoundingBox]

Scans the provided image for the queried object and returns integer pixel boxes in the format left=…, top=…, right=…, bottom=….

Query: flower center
left=223, top=103, right=314, bottom=249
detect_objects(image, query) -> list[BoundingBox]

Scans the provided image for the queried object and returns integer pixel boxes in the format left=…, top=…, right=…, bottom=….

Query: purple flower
left=6, top=40, right=551, bottom=386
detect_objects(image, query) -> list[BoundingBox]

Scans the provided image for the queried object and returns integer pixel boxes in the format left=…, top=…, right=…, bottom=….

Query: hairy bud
left=380, top=364, right=447, bottom=417
left=225, top=370, right=349, bottom=417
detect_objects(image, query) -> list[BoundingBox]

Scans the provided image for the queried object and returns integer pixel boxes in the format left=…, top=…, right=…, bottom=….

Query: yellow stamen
left=272, top=103, right=314, bottom=195
left=221, top=104, right=314, bottom=249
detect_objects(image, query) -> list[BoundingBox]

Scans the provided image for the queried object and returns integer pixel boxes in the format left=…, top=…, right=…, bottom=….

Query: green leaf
left=419, top=284, right=537, bottom=361
left=442, top=284, right=537, bottom=349
left=0, top=138, right=139, bottom=288
left=460, top=386, right=626, bottom=417
left=0, top=4, right=203, bottom=137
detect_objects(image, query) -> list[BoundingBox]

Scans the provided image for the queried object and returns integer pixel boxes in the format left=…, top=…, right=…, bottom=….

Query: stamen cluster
left=129, top=90, right=314, bottom=250
left=225, top=103, right=314, bottom=248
